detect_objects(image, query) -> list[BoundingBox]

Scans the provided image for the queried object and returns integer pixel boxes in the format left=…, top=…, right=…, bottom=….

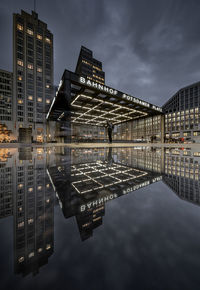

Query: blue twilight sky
left=0, top=0, right=200, bottom=106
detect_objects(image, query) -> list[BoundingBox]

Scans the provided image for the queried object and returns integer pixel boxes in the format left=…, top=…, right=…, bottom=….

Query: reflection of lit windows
left=18, top=76, right=22, bottom=81
left=27, top=29, right=33, bottom=35
left=46, top=199, right=50, bottom=203
left=28, top=95, right=33, bottom=100
left=18, top=99, right=23, bottom=104
left=17, top=24, right=23, bottom=31
left=28, top=252, right=34, bottom=258
left=18, top=183, right=23, bottom=188
left=18, top=257, right=24, bottom=263
left=93, top=217, right=101, bottom=222
left=193, top=152, right=200, bottom=157
left=46, top=85, right=50, bottom=88
left=46, top=184, right=50, bottom=188
left=37, top=185, right=42, bottom=190
left=18, top=222, right=24, bottom=228
left=28, top=187, right=33, bottom=192
left=82, top=223, right=91, bottom=228
left=37, top=67, right=42, bottom=73
left=38, top=248, right=43, bottom=253
left=37, top=97, right=42, bottom=102
left=28, top=218, right=34, bottom=224
left=18, top=207, right=23, bottom=212
left=46, top=244, right=51, bottom=250
left=17, top=60, right=23, bottom=66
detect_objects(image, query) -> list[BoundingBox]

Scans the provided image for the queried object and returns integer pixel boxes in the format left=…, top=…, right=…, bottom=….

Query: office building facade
left=0, top=69, right=14, bottom=142
left=163, top=81, right=200, bottom=143
left=13, top=10, right=53, bottom=142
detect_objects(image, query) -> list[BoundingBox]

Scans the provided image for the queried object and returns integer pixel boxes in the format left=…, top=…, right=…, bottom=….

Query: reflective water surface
left=1, top=146, right=200, bottom=290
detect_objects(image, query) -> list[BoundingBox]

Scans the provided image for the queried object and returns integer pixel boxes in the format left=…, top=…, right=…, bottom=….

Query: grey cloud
left=0, top=0, right=200, bottom=107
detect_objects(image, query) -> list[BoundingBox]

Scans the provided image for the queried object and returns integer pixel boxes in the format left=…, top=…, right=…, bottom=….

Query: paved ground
left=0, top=142, right=199, bottom=149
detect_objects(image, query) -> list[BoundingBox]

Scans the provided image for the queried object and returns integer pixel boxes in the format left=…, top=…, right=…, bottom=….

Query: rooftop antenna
left=34, top=0, right=36, bottom=12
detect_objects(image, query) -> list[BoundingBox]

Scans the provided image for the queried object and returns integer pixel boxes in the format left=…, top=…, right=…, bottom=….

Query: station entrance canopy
left=46, top=70, right=163, bottom=125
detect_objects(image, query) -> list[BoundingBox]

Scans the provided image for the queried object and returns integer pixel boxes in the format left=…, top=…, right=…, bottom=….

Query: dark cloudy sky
left=0, top=0, right=200, bottom=106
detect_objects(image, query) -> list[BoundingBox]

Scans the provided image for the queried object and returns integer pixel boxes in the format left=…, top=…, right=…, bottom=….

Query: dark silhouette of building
left=75, top=46, right=105, bottom=84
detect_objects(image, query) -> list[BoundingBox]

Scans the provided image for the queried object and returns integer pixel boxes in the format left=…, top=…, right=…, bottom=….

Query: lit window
left=18, top=76, right=22, bottom=81
left=46, top=244, right=51, bottom=250
left=46, top=85, right=50, bottom=88
left=28, top=252, right=34, bottom=258
left=37, top=186, right=42, bottom=190
left=18, top=99, right=23, bottom=104
left=18, top=257, right=24, bottom=263
left=27, top=64, right=33, bottom=70
left=45, top=37, right=51, bottom=44
left=28, top=218, right=34, bottom=224
left=28, top=95, right=33, bottom=100
left=37, top=34, right=42, bottom=40
left=38, top=248, right=43, bottom=253
left=17, top=60, right=23, bottom=66
left=27, top=29, right=33, bottom=35
left=46, top=99, right=50, bottom=104
left=37, top=97, right=42, bottom=102
left=17, top=24, right=23, bottom=31
left=46, top=199, right=50, bottom=203
left=193, top=152, right=200, bottom=157
left=37, top=67, right=42, bottom=73
left=28, top=187, right=33, bottom=192
left=18, top=222, right=24, bottom=228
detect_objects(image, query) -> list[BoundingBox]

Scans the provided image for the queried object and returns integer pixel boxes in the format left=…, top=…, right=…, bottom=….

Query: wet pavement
left=0, top=146, right=200, bottom=290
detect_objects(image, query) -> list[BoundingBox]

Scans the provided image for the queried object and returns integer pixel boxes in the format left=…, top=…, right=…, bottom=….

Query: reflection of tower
left=76, top=204, right=105, bottom=241
left=49, top=147, right=162, bottom=241
left=13, top=148, right=54, bottom=276
left=0, top=149, right=16, bottom=219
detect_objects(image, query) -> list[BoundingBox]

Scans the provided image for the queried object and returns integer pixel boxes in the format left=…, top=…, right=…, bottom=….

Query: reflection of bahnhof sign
left=46, top=70, right=163, bottom=128
left=48, top=158, right=162, bottom=240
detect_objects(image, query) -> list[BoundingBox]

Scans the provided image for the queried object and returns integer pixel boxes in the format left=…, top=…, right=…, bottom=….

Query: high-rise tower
left=13, top=10, right=53, bottom=142
left=75, top=46, right=105, bottom=85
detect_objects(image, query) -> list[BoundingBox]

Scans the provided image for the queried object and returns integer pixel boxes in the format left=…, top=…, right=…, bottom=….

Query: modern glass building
left=163, top=81, right=200, bottom=143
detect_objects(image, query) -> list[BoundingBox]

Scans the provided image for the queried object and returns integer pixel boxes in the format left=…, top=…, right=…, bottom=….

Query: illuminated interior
left=70, top=94, right=148, bottom=126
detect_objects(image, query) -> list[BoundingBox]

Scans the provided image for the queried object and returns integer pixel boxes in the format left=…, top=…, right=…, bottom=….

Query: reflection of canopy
left=48, top=160, right=162, bottom=216
left=48, top=156, right=162, bottom=241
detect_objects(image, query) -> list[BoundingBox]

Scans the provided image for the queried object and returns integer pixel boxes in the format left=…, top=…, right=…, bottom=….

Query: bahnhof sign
left=46, top=70, right=164, bottom=142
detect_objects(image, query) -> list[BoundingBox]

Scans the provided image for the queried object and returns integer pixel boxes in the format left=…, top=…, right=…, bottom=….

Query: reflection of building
left=0, top=69, right=14, bottom=141
left=163, top=81, right=200, bottom=143
left=13, top=10, right=53, bottom=142
left=13, top=148, right=55, bottom=276
left=0, top=148, right=55, bottom=276
left=48, top=147, right=162, bottom=241
left=163, top=148, right=200, bottom=205
left=0, top=149, right=15, bottom=218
